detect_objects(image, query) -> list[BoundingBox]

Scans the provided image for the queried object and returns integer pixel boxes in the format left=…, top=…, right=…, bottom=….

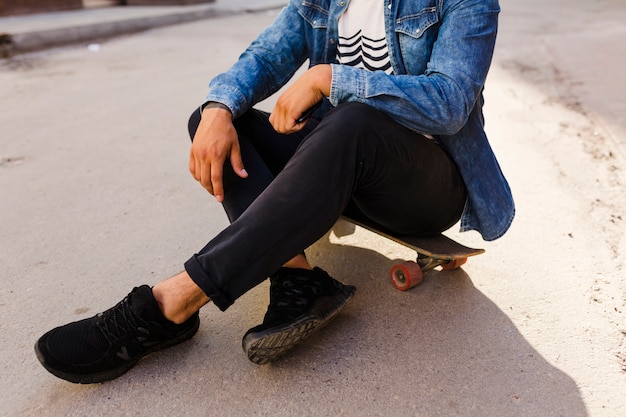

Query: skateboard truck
left=341, top=216, right=484, bottom=291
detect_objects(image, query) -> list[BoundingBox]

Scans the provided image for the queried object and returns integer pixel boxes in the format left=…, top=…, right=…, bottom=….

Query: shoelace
left=267, top=275, right=327, bottom=319
left=96, top=295, right=147, bottom=344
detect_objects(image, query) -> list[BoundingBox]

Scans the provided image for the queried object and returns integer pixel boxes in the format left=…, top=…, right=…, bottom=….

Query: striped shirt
left=337, top=0, right=392, bottom=74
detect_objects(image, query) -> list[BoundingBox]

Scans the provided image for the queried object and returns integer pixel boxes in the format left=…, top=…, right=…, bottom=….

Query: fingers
left=270, top=65, right=331, bottom=133
left=268, top=112, right=287, bottom=134
left=269, top=101, right=309, bottom=134
left=210, top=162, right=224, bottom=203
left=270, top=93, right=322, bottom=134
left=230, top=141, right=248, bottom=179
left=189, top=143, right=246, bottom=202
left=188, top=108, right=242, bottom=202
left=189, top=149, right=215, bottom=196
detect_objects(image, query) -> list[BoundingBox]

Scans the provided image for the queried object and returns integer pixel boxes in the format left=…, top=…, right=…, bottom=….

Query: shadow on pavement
left=292, top=229, right=589, bottom=416
left=23, top=229, right=587, bottom=417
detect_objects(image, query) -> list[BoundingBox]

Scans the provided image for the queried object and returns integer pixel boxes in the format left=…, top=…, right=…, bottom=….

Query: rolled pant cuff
left=184, top=255, right=233, bottom=312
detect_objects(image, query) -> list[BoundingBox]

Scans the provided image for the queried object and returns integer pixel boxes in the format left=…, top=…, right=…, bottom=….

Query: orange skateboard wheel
left=390, top=261, right=423, bottom=291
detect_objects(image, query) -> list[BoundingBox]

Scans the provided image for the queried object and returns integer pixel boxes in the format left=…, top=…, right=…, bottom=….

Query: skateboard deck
left=340, top=215, right=484, bottom=291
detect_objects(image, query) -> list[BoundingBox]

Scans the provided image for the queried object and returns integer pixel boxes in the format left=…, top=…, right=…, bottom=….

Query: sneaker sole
left=34, top=316, right=200, bottom=384
left=242, top=284, right=356, bottom=365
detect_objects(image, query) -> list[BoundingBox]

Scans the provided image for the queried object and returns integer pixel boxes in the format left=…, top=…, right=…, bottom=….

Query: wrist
left=310, top=64, right=332, bottom=97
left=201, top=101, right=233, bottom=119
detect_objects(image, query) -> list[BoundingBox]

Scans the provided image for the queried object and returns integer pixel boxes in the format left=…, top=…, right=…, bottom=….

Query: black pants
left=184, top=103, right=466, bottom=310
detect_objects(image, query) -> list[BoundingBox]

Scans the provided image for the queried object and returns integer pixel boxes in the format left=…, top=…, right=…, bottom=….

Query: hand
left=189, top=107, right=248, bottom=202
left=269, top=64, right=332, bottom=134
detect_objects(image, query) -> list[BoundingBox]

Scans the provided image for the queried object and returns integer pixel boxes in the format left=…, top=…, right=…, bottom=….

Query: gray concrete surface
left=1, top=1, right=625, bottom=416
left=495, top=0, right=626, bottom=155
left=0, top=0, right=286, bottom=53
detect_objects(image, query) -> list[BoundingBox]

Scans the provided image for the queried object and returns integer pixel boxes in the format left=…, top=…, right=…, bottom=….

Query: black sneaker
left=242, top=267, right=356, bottom=365
left=35, top=285, right=200, bottom=384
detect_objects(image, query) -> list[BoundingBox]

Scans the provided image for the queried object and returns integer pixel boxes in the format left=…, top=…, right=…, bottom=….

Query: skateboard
left=340, top=216, right=485, bottom=291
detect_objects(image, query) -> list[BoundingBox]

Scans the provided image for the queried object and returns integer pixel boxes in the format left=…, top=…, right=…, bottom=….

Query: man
left=35, top=0, right=514, bottom=384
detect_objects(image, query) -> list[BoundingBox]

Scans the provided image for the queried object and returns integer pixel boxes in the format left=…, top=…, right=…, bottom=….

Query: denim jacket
left=205, top=0, right=515, bottom=241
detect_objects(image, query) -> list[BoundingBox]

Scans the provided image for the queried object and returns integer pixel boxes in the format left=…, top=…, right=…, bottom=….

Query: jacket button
left=340, top=1, right=345, bottom=5
left=329, top=38, right=335, bottom=44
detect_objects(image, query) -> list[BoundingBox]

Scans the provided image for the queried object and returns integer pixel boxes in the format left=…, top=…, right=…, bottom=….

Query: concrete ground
left=0, top=1, right=625, bottom=416
left=0, top=0, right=286, bottom=53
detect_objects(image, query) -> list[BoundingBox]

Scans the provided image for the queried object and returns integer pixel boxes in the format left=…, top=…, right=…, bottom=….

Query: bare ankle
left=283, top=254, right=312, bottom=270
left=152, top=272, right=210, bottom=324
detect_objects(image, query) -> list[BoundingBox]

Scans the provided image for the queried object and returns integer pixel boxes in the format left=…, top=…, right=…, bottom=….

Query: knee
left=325, top=102, right=380, bottom=127
left=324, top=102, right=388, bottom=134
left=312, top=102, right=387, bottom=150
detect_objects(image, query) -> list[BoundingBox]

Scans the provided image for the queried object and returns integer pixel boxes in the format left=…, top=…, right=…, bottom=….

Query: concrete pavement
left=494, top=0, right=626, bottom=156
left=0, top=0, right=286, bottom=54
left=1, top=1, right=625, bottom=416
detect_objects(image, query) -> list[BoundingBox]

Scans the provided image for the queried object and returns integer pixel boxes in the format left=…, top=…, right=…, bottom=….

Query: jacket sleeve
left=330, top=0, right=500, bottom=136
left=204, top=3, right=310, bottom=118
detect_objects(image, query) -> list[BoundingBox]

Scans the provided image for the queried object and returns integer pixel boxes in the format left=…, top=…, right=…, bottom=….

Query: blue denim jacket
left=205, top=0, right=515, bottom=241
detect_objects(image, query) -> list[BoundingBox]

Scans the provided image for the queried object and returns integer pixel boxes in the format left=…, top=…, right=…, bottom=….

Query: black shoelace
left=266, top=275, right=327, bottom=321
left=96, top=296, right=147, bottom=344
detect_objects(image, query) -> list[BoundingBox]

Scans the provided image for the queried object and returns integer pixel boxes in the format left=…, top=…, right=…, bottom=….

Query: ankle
left=283, top=254, right=312, bottom=270
left=152, top=272, right=210, bottom=324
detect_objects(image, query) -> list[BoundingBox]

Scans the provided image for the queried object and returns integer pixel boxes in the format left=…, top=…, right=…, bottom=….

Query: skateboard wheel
left=390, top=261, right=423, bottom=291
left=440, top=257, right=467, bottom=270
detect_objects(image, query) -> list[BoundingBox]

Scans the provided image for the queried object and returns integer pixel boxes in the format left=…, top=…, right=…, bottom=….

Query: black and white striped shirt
left=337, top=0, right=393, bottom=74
